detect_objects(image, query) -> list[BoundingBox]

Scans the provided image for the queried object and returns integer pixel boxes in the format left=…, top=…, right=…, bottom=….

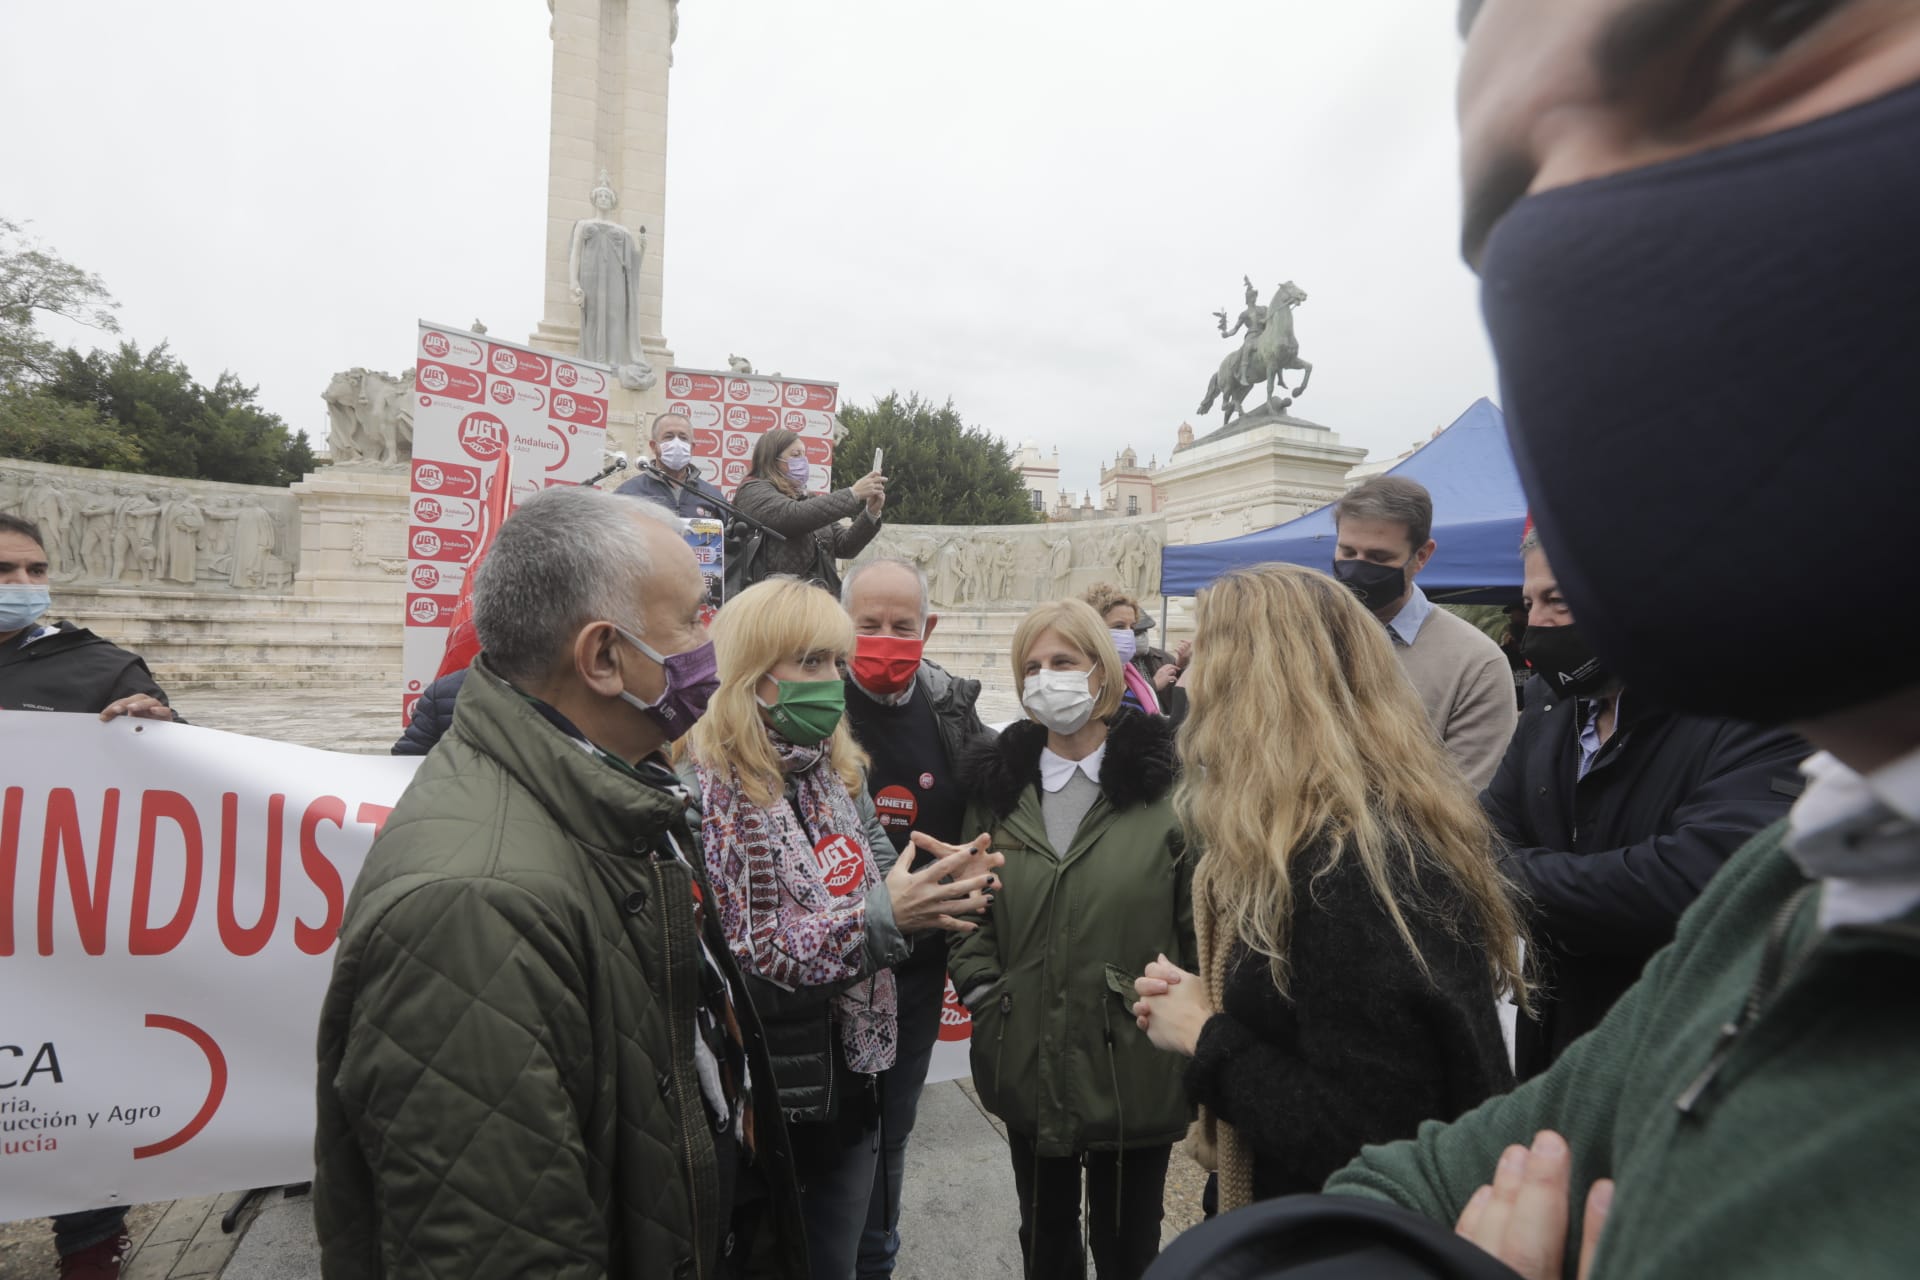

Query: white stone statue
left=727, top=354, right=755, bottom=375
left=323, top=368, right=416, bottom=466
left=567, top=173, right=657, bottom=391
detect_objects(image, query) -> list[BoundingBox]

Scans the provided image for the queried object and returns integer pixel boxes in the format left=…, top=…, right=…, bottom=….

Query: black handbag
left=722, top=522, right=765, bottom=601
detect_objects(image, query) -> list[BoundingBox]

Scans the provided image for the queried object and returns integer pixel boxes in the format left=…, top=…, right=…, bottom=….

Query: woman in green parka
left=949, top=598, right=1193, bottom=1280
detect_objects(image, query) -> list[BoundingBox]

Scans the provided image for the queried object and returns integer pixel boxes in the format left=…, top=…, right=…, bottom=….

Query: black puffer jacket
left=1185, top=843, right=1513, bottom=1200
left=391, top=669, right=467, bottom=756
left=1481, top=677, right=1808, bottom=1077
left=0, top=621, right=179, bottom=717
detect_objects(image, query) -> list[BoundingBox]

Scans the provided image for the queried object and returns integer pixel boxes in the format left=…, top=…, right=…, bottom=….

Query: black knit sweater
left=1184, top=843, right=1514, bottom=1201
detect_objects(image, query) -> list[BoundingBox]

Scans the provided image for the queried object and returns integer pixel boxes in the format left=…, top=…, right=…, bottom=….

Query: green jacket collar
left=452, top=656, right=689, bottom=856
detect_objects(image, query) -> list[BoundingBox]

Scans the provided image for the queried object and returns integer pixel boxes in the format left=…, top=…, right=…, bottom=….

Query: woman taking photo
left=950, top=599, right=1191, bottom=1280
left=731, top=428, right=887, bottom=594
left=1132, top=563, right=1525, bottom=1214
left=686, top=577, right=997, bottom=1280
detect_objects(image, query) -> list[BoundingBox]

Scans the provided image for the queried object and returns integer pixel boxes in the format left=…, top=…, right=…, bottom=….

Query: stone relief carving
left=0, top=466, right=297, bottom=591
left=323, top=367, right=416, bottom=466
left=350, top=516, right=410, bottom=576
left=852, top=519, right=1166, bottom=610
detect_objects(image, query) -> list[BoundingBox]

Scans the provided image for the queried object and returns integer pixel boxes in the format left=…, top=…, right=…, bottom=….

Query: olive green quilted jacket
left=313, top=659, right=807, bottom=1279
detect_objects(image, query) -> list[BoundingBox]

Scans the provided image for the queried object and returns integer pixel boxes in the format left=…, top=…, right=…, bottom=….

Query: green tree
left=40, top=341, right=314, bottom=486
left=2, top=217, right=314, bottom=485
left=831, top=392, right=1040, bottom=526
left=0, top=389, right=145, bottom=471
left=0, top=217, right=120, bottom=387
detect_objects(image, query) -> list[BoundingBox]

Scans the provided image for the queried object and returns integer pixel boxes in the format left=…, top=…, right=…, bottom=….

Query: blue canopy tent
left=1159, top=398, right=1527, bottom=603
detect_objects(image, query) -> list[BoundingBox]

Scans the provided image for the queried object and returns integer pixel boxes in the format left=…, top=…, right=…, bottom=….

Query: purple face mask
left=783, top=453, right=812, bottom=490
left=616, top=627, right=718, bottom=740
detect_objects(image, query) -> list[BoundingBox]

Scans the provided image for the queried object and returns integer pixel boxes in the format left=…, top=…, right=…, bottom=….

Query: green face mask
left=760, top=676, right=846, bottom=746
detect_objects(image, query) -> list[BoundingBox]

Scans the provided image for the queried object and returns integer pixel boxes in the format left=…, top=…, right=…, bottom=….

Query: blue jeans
left=856, top=952, right=946, bottom=1279
left=52, top=1206, right=128, bottom=1256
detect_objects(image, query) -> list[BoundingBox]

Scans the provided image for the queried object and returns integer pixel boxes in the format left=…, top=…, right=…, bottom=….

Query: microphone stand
left=576, top=452, right=629, bottom=487
left=634, top=459, right=787, bottom=543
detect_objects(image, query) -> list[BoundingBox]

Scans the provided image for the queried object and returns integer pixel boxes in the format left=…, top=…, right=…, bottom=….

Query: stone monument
left=531, top=0, right=681, bottom=459
left=848, top=517, right=1169, bottom=712
left=321, top=367, right=416, bottom=466
left=1197, top=277, right=1315, bottom=437
left=568, top=171, right=656, bottom=391
left=1157, top=277, right=1362, bottom=545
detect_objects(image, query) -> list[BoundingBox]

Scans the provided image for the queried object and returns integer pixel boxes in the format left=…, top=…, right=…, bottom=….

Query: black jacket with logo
left=0, top=621, right=176, bottom=716
left=1481, top=676, right=1806, bottom=1077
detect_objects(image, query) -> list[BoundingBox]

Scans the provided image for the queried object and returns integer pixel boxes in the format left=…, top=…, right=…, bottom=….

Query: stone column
left=530, top=0, right=676, bottom=458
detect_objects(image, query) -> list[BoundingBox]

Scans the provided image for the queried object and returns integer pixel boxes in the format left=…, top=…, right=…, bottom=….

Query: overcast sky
left=1, top=1, right=1494, bottom=497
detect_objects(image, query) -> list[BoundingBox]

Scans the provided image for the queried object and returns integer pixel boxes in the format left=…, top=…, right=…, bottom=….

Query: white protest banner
left=404, top=322, right=609, bottom=725
left=0, top=712, right=420, bottom=1221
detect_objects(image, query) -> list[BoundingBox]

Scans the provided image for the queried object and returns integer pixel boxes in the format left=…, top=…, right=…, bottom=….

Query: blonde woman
left=686, top=578, right=998, bottom=1280
left=950, top=599, right=1191, bottom=1280
left=1132, top=563, right=1525, bottom=1214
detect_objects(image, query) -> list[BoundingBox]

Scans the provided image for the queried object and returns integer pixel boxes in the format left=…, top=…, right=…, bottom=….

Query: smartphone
left=872, top=447, right=883, bottom=473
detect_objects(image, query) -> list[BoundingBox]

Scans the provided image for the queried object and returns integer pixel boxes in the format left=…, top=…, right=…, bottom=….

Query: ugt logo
left=458, top=412, right=507, bottom=460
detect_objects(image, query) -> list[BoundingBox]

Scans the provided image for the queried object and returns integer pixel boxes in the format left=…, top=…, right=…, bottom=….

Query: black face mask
left=1480, top=81, right=1920, bottom=723
left=1519, top=623, right=1612, bottom=698
left=1333, top=558, right=1406, bottom=613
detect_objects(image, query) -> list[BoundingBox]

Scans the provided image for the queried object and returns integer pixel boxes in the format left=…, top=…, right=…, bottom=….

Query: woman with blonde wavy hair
left=686, top=577, right=998, bottom=1279
left=1132, top=562, right=1525, bottom=1215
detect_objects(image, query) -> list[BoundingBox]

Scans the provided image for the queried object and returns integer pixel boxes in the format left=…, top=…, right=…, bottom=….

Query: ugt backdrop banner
left=404, top=322, right=609, bottom=723
left=661, top=367, right=838, bottom=498
left=0, top=713, right=420, bottom=1221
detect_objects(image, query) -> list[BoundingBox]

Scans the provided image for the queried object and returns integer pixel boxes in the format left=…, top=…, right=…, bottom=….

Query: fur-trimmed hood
left=960, top=706, right=1177, bottom=821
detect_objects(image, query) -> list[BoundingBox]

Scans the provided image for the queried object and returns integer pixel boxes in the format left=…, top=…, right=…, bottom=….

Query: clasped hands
left=1131, top=954, right=1212, bottom=1056
left=1131, top=960, right=1612, bottom=1279
left=883, top=832, right=1002, bottom=933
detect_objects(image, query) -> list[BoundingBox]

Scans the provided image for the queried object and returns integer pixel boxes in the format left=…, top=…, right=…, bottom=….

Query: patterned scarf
left=699, top=732, right=897, bottom=1074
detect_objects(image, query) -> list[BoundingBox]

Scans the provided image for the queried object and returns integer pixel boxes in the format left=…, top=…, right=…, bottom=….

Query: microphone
left=583, top=451, right=629, bottom=487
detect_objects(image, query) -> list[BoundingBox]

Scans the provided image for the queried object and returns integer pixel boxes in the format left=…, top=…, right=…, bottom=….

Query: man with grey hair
left=314, top=486, right=807, bottom=1279
left=1333, top=474, right=1517, bottom=789
left=838, top=556, right=996, bottom=1280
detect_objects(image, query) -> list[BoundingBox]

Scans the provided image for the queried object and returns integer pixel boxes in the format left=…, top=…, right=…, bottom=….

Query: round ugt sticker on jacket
left=812, top=833, right=864, bottom=896
left=939, top=975, right=972, bottom=1042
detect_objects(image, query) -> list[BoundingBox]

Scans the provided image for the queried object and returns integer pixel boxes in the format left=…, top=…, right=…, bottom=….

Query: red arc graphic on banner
left=133, top=1015, right=227, bottom=1159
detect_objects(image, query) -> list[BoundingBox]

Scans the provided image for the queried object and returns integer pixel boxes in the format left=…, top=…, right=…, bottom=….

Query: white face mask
left=1023, top=667, right=1097, bottom=735
left=658, top=438, right=693, bottom=471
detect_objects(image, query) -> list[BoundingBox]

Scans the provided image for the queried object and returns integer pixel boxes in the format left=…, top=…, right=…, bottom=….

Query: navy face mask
left=1480, top=81, right=1920, bottom=724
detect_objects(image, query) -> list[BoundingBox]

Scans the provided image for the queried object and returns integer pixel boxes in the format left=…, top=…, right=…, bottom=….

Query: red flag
left=434, top=453, right=514, bottom=679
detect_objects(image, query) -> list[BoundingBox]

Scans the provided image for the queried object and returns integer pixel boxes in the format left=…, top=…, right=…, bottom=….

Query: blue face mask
left=0, top=583, right=51, bottom=632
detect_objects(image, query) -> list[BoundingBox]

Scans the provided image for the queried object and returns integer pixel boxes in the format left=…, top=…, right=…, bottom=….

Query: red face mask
left=851, top=634, right=923, bottom=696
